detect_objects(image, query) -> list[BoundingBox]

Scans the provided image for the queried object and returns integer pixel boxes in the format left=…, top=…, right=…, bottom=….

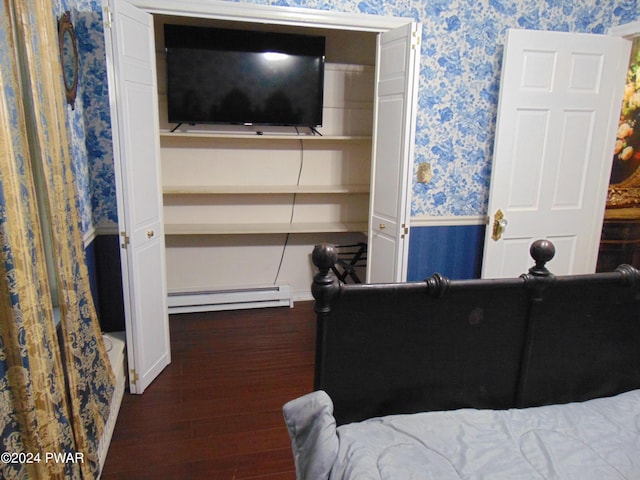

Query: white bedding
left=283, top=389, right=640, bottom=480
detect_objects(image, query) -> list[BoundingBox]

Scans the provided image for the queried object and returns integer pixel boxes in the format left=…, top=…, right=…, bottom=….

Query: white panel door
left=367, top=23, right=421, bottom=283
left=482, top=29, right=630, bottom=278
left=104, top=0, right=170, bottom=393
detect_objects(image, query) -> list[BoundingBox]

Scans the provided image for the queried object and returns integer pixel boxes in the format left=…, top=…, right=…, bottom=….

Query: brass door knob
left=491, top=209, right=508, bottom=241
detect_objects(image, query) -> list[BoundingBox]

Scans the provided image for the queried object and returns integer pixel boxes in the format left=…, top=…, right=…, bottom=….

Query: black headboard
left=311, top=240, right=640, bottom=425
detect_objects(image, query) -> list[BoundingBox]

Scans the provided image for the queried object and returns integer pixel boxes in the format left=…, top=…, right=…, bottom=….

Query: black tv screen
left=164, top=24, right=325, bottom=127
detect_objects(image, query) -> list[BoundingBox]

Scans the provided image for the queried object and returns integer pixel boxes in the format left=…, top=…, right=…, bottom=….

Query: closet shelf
left=160, top=132, right=371, bottom=142
left=163, top=185, right=370, bottom=195
left=164, top=221, right=368, bottom=235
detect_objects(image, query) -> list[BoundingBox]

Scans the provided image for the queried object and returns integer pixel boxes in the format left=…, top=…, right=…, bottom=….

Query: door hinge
left=130, top=369, right=139, bottom=384
left=412, top=31, right=420, bottom=50
left=120, top=231, right=130, bottom=249
left=103, top=6, right=113, bottom=29
left=401, top=223, right=409, bottom=239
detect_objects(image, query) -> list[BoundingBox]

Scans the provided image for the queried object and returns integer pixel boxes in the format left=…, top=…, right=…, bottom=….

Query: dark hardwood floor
left=100, top=301, right=316, bottom=479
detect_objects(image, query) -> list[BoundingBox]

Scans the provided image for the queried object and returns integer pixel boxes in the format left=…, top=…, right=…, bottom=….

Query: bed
left=283, top=239, right=640, bottom=479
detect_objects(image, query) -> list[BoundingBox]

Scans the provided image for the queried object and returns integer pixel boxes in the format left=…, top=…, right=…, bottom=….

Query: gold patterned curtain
left=0, top=1, right=114, bottom=479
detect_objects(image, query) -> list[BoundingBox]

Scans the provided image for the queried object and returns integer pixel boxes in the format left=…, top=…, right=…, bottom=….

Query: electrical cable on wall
left=274, top=138, right=305, bottom=284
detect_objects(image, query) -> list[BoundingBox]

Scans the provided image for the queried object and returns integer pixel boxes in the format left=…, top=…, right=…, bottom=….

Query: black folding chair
left=330, top=242, right=367, bottom=283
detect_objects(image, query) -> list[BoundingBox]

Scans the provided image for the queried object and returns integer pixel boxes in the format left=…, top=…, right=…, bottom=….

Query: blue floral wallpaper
left=61, top=0, right=639, bottom=233
left=54, top=0, right=116, bottom=234
left=411, top=0, right=638, bottom=216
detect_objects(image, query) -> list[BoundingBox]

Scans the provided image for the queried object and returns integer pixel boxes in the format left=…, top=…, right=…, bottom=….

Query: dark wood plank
left=101, top=302, right=315, bottom=479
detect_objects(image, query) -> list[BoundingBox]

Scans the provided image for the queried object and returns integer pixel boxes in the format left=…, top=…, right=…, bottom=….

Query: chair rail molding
left=411, top=215, right=488, bottom=228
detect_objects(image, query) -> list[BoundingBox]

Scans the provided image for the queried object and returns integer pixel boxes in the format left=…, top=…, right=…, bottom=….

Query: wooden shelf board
left=163, top=185, right=370, bottom=195
left=160, top=132, right=371, bottom=142
left=164, top=221, right=368, bottom=235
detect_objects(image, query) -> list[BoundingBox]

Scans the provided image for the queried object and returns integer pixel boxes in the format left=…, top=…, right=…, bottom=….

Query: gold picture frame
left=58, top=11, right=78, bottom=109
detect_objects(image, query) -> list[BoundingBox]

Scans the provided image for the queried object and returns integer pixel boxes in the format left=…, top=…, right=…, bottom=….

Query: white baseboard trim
left=97, top=332, right=126, bottom=479
left=293, top=290, right=314, bottom=303
left=167, top=285, right=293, bottom=313
left=83, top=224, right=97, bottom=247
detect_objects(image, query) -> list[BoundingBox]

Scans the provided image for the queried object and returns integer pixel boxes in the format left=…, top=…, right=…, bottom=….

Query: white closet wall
left=154, top=16, right=377, bottom=306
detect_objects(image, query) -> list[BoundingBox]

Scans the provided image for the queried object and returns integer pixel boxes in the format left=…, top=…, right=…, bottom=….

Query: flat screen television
left=164, top=24, right=326, bottom=128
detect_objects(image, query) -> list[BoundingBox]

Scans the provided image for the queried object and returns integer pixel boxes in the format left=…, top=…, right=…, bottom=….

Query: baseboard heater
left=167, top=285, right=293, bottom=313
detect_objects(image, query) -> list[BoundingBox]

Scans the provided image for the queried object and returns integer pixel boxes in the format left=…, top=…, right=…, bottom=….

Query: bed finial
left=528, top=239, right=555, bottom=276
left=424, top=272, right=450, bottom=297
left=312, top=243, right=340, bottom=313
left=615, top=263, right=640, bottom=286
